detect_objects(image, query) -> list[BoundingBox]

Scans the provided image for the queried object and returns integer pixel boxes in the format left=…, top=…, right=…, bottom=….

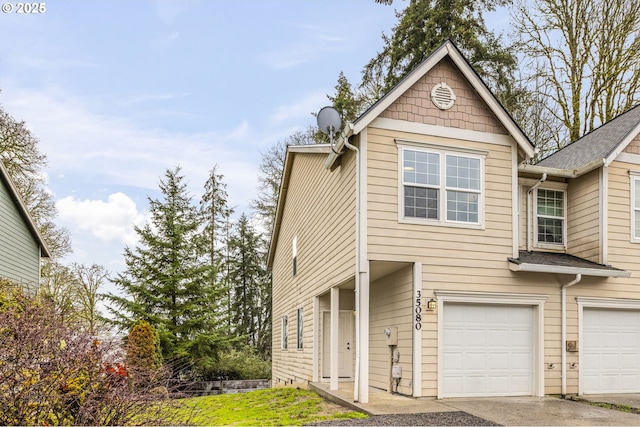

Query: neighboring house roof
left=525, top=104, right=640, bottom=177
left=0, top=160, right=51, bottom=258
left=325, top=39, right=535, bottom=170
left=267, top=144, right=332, bottom=268
left=508, top=251, right=629, bottom=277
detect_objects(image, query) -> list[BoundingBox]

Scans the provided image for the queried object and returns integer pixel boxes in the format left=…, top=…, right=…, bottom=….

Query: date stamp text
left=2, top=3, right=46, bottom=14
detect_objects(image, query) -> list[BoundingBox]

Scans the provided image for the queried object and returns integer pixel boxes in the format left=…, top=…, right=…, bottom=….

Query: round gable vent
left=431, top=82, right=456, bottom=110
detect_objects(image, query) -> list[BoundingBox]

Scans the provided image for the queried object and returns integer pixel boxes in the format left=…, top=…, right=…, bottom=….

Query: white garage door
left=443, top=303, right=535, bottom=397
left=583, top=308, right=640, bottom=394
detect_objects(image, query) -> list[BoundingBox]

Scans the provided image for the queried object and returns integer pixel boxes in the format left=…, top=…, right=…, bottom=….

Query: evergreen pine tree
left=227, top=214, right=270, bottom=354
left=105, top=166, right=222, bottom=375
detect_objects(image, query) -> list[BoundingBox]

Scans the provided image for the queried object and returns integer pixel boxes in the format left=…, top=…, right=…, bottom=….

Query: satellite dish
left=317, top=106, right=342, bottom=137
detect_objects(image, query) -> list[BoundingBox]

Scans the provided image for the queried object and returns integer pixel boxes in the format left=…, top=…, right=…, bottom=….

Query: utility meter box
left=383, top=327, right=398, bottom=346
left=392, top=364, right=402, bottom=379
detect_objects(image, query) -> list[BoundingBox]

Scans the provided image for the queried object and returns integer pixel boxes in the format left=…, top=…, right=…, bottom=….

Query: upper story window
left=401, top=145, right=484, bottom=226
left=631, top=173, right=640, bottom=242
left=535, top=188, right=566, bottom=246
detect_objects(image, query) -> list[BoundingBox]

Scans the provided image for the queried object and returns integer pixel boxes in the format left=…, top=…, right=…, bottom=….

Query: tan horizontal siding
left=272, top=149, right=357, bottom=384
left=366, top=127, right=515, bottom=266
left=369, top=265, right=414, bottom=395
left=567, top=169, right=600, bottom=262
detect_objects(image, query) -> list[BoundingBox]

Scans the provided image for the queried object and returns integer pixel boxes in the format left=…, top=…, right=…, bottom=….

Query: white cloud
left=2, top=85, right=261, bottom=206
left=56, top=192, right=147, bottom=246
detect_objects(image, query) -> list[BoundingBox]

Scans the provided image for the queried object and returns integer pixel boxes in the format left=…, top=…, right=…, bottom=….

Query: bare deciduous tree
left=512, top=0, right=640, bottom=149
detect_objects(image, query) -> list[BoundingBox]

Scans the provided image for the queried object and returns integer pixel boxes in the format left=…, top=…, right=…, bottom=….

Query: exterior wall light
left=427, top=298, right=437, bottom=311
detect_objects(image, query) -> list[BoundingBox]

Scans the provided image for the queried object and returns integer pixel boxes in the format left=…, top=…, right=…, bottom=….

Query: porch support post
left=358, top=270, right=370, bottom=403
left=412, top=262, right=422, bottom=397
left=330, top=287, right=339, bottom=390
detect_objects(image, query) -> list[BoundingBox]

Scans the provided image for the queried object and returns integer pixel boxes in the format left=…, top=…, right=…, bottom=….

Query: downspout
left=527, top=173, right=547, bottom=252
left=343, top=137, right=361, bottom=403
left=562, top=274, right=582, bottom=398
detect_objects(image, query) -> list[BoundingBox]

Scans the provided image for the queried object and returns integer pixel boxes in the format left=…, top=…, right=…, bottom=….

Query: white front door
left=583, top=308, right=640, bottom=394
left=322, top=311, right=353, bottom=378
left=442, top=303, right=535, bottom=397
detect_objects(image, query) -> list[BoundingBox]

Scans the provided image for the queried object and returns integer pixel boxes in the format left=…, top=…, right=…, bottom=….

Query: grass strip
left=173, top=387, right=368, bottom=426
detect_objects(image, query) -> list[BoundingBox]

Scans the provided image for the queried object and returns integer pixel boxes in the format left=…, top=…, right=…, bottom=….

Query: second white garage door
left=583, top=308, right=640, bottom=394
left=443, top=303, right=535, bottom=397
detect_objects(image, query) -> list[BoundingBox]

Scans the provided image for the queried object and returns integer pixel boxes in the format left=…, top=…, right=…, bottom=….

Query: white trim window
left=401, top=146, right=483, bottom=226
left=631, top=173, right=640, bottom=242
left=297, top=307, right=303, bottom=349
left=292, top=236, right=298, bottom=277
left=535, top=188, right=566, bottom=246
left=281, top=315, right=288, bottom=350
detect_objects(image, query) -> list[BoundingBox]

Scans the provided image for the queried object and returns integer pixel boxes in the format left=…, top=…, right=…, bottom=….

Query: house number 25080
left=415, top=290, right=422, bottom=330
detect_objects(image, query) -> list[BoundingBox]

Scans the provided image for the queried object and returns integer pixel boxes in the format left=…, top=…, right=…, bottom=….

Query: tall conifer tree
left=227, top=214, right=270, bottom=355
left=106, top=166, right=222, bottom=373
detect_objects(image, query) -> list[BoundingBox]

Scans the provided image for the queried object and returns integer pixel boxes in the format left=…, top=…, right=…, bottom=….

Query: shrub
left=0, top=282, right=185, bottom=425
left=125, top=320, right=162, bottom=383
left=203, top=346, right=271, bottom=380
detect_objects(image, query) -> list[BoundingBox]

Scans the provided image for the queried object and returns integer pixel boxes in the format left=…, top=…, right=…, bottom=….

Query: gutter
left=526, top=173, right=547, bottom=252
left=324, top=123, right=355, bottom=170
left=561, top=274, right=582, bottom=398
left=519, top=158, right=606, bottom=179
left=342, top=136, right=362, bottom=403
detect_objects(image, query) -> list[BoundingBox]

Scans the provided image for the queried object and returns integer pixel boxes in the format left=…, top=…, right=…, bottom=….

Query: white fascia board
left=352, top=46, right=450, bottom=136
left=324, top=123, right=354, bottom=170
left=289, top=144, right=331, bottom=154
left=508, top=262, right=630, bottom=278
left=267, top=148, right=295, bottom=268
left=371, top=117, right=514, bottom=147
left=518, top=159, right=606, bottom=179
left=444, top=44, right=534, bottom=159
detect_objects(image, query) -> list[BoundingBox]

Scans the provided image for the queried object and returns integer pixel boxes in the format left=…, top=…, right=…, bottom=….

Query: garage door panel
left=583, top=308, right=640, bottom=394
left=443, top=303, right=535, bottom=397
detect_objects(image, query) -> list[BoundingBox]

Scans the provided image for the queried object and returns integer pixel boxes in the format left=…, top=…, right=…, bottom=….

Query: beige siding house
left=268, top=40, right=640, bottom=402
left=0, top=160, right=50, bottom=288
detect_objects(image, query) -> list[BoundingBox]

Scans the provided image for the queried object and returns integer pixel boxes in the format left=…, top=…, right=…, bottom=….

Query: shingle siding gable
left=380, top=57, right=508, bottom=135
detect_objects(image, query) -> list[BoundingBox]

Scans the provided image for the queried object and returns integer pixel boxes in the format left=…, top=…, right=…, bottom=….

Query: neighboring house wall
left=271, top=148, right=357, bottom=385
left=567, top=169, right=600, bottom=262
left=0, top=174, right=40, bottom=286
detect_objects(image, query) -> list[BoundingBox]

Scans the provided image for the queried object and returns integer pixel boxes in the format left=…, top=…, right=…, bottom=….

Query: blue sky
left=1, top=1, right=510, bottom=279
left=0, top=0, right=407, bottom=274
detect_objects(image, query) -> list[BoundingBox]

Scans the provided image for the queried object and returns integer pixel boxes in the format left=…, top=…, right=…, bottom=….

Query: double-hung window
left=402, top=146, right=483, bottom=226
left=535, top=188, right=566, bottom=246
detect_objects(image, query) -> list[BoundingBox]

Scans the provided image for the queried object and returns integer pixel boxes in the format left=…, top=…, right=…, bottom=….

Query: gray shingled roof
left=536, top=104, right=640, bottom=170
left=508, top=250, right=628, bottom=277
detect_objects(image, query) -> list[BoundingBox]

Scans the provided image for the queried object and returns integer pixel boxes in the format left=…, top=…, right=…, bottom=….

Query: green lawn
left=173, top=387, right=368, bottom=426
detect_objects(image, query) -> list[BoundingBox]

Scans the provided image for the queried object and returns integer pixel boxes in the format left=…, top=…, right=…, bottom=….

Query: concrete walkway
left=310, top=383, right=640, bottom=426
